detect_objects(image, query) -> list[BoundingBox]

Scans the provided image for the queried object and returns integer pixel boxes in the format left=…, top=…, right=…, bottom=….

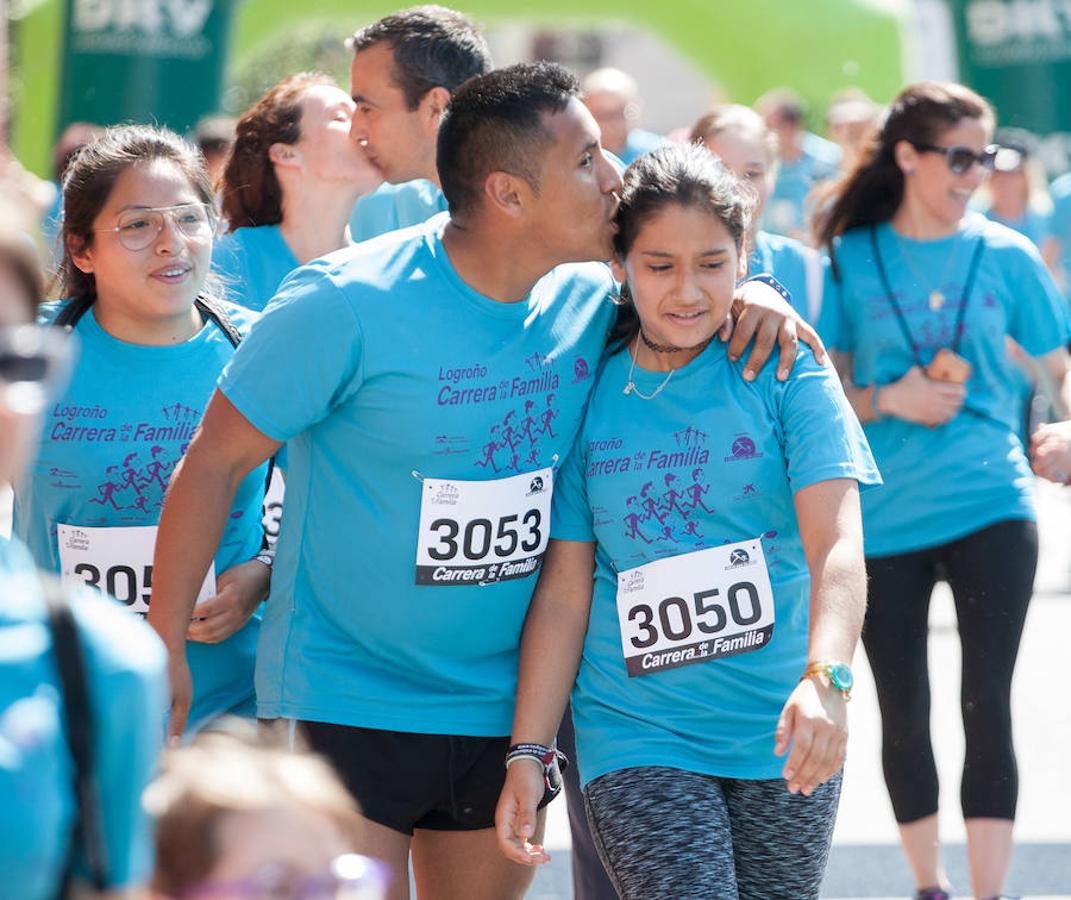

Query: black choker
left=639, top=330, right=715, bottom=355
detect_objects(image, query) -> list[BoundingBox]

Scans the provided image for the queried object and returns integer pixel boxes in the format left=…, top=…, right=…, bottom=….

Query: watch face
left=830, top=663, right=854, bottom=692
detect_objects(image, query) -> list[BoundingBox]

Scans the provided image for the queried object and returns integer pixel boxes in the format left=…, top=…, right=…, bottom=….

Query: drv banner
left=58, top=0, right=236, bottom=137
left=949, top=0, right=1071, bottom=173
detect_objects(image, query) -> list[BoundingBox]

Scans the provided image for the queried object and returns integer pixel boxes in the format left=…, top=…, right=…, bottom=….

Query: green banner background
left=11, top=0, right=905, bottom=177
left=56, top=0, right=235, bottom=141
left=949, top=0, right=1071, bottom=172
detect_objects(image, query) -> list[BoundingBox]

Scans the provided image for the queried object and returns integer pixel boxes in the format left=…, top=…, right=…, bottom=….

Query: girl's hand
left=185, top=559, right=269, bottom=643
left=774, top=676, right=848, bottom=796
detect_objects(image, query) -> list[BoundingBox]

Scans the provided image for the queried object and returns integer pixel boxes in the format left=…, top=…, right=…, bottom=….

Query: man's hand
left=720, top=280, right=827, bottom=381
left=495, top=761, right=550, bottom=866
left=165, top=651, right=193, bottom=743
left=186, top=559, right=269, bottom=644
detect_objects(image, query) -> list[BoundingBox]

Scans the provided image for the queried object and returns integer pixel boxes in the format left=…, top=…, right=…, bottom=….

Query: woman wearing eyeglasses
left=0, top=220, right=167, bottom=898
left=12, top=124, right=270, bottom=737
left=815, top=82, right=1071, bottom=900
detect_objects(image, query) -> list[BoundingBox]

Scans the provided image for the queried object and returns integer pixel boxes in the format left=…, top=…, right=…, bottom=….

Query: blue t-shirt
left=551, top=343, right=879, bottom=787
left=219, top=217, right=617, bottom=735
left=750, top=229, right=825, bottom=323
left=977, top=204, right=1051, bottom=250
left=13, top=300, right=267, bottom=733
left=820, top=216, right=1070, bottom=556
left=1050, top=173, right=1071, bottom=299
left=762, top=132, right=841, bottom=237
left=0, top=535, right=165, bottom=898
left=212, top=225, right=299, bottom=312
left=619, top=128, right=668, bottom=166
left=349, top=179, right=448, bottom=243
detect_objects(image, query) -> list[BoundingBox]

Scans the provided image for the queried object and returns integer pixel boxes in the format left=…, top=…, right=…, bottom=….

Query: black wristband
left=742, top=273, right=793, bottom=305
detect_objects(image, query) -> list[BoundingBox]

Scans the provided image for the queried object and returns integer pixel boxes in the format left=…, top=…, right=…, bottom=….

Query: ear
left=67, top=233, right=94, bottom=274
left=483, top=171, right=528, bottom=220
left=893, top=139, right=918, bottom=176
left=268, top=142, right=301, bottom=171
left=420, top=86, right=451, bottom=128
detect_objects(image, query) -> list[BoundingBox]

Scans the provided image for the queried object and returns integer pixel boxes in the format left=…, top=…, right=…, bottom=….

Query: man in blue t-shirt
left=149, top=63, right=823, bottom=900
left=346, top=7, right=490, bottom=241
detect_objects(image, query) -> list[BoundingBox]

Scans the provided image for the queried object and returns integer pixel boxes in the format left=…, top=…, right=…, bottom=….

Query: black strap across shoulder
left=41, top=578, right=109, bottom=896
left=53, top=294, right=241, bottom=349
left=869, top=225, right=986, bottom=367
left=54, top=294, right=276, bottom=547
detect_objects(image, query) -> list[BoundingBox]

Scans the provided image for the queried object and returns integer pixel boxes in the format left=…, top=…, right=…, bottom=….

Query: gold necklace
left=894, top=232, right=959, bottom=311
left=623, top=337, right=675, bottom=400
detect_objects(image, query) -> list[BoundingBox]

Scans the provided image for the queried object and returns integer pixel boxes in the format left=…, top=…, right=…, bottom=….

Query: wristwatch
left=802, top=661, right=853, bottom=701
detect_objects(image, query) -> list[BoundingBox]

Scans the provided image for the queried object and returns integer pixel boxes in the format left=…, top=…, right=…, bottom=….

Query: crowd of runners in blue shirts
left=3, top=6, right=1071, bottom=899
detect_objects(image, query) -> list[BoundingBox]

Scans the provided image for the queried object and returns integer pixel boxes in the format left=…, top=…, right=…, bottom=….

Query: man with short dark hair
left=150, top=62, right=823, bottom=899
left=347, top=5, right=491, bottom=240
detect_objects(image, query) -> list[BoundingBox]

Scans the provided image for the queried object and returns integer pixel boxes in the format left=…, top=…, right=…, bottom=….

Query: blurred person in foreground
left=581, top=67, right=667, bottom=165
left=0, top=217, right=167, bottom=898
left=146, top=729, right=389, bottom=899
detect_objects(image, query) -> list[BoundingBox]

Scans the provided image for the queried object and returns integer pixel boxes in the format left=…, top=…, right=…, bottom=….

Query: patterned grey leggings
left=583, top=766, right=842, bottom=900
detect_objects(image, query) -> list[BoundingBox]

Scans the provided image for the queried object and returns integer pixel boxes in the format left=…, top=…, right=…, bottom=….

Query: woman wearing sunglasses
left=212, top=72, right=381, bottom=313
left=816, top=81, right=1071, bottom=900
left=0, top=221, right=166, bottom=898
left=12, top=124, right=271, bottom=737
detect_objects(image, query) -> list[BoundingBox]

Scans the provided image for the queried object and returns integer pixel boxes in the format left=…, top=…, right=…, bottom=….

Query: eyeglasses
left=910, top=142, right=999, bottom=175
left=177, top=854, right=390, bottom=900
left=94, top=203, right=216, bottom=251
left=0, top=325, right=74, bottom=415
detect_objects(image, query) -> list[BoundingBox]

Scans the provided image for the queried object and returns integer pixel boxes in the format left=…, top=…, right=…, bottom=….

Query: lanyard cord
left=869, top=225, right=986, bottom=366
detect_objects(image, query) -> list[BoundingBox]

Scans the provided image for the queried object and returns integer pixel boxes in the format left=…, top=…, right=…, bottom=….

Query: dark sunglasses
left=911, top=142, right=999, bottom=175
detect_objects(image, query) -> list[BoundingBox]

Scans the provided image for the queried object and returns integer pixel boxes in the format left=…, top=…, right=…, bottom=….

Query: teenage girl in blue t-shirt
left=495, top=144, right=877, bottom=899
left=815, top=82, right=1071, bottom=900
left=13, top=125, right=271, bottom=738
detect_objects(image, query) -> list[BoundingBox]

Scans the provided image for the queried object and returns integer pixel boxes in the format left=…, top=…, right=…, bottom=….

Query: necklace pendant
left=929, top=290, right=945, bottom=311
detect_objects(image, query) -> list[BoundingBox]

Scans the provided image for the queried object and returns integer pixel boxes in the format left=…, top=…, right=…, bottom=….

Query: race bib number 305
left=616, top=538, right=775, bottom=678
left=415, top=468, right=552, bottom=586
left=57, top=523, right=215, bottom=615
